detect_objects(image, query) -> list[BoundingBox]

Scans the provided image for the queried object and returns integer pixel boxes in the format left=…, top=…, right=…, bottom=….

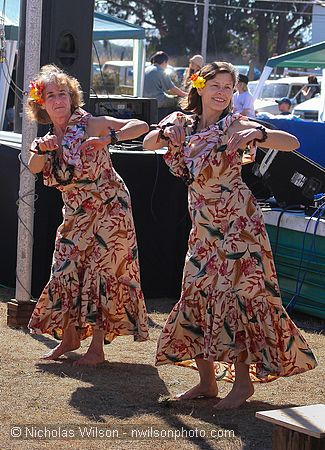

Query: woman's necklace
left=49, top=123, right=75, bottom=186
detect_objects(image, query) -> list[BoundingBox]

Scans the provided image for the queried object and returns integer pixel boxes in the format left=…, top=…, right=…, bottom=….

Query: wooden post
left=7, top=0, right=42, bottom=328
left=273, top=425, right=324, bottom=450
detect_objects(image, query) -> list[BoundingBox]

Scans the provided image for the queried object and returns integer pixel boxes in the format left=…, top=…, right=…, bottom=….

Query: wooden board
left=256, top=404, right=325, bottom=438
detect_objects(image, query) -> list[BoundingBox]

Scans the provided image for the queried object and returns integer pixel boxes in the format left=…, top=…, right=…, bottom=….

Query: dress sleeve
left=160, top=112, right=190, bottom=181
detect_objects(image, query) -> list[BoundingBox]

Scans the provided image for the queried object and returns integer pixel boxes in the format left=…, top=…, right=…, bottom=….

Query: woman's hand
left=241, top=147, right=256, bottom=165
left=78, top=135, right=112, bottom=153
left=37, top=133, right=59, bottom=152
left=227, top=128, right=262, bottom=154
left=162, top=125, right=186, bottom=147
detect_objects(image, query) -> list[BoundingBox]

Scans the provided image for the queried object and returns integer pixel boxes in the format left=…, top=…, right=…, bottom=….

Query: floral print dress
left=28, top=108, right=149, bottom=343
left=155, top=111, right=317, bottom=382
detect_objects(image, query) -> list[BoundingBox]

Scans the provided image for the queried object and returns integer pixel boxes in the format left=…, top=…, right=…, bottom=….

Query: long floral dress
left=28, top=108, right=149, bottom=344
left=155, top=111, right=317, bottom=382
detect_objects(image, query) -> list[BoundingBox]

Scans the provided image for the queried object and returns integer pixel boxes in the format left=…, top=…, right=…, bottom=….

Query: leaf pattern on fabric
left=156, top=111, right=317, bottom=383
left=29, top=108, right=148, bottom=344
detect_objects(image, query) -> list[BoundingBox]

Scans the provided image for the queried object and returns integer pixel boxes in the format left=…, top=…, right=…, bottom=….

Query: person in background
left=143, top=51, right=187, bottom=109
left=241, top=48, right=261, bottom=81
left=143, top=61, right=317, bottom=409
left=182, top=54, right=204, bottom=91
left=27, top=64, right=149, bottom=366
left=233, top=73, right=255, bottom=117
left=275, top=97, right=292, bottom=115
left=301, top=75, right=320, bottom=101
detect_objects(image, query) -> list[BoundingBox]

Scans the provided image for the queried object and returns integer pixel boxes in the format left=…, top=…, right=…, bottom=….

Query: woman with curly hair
left=27, top=64, right=149, bottom=366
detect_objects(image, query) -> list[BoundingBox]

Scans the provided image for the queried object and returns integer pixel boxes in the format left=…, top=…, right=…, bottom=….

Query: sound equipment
left=243, top=148, right=325, bottom=207
left=14, top=0, right=95, bottom=132
left=88, top=94, right=158, bottom=126
left=40, top=0, right=95, bottom=105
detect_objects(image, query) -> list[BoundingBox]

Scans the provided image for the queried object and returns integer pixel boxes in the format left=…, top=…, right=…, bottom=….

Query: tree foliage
left=95, top=0, right=313, bottom=67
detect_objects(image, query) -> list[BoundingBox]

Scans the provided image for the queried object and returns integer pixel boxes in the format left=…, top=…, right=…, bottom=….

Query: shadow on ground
left=37, top=360, right=298, bottom=450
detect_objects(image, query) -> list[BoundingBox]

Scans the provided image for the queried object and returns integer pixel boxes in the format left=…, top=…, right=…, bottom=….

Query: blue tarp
left=263, top=118, right=325, bottom=168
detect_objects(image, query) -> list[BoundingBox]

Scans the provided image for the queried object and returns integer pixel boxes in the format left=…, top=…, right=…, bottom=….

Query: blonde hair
left=181, top=61, right=238, bottom=116
left=26, top=64, right=84, bottom=124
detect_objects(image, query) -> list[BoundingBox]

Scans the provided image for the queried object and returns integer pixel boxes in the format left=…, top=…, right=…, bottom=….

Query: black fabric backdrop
left=2, top=142, right=320, bottom=299
left=0, top=146, right=191, bottom=299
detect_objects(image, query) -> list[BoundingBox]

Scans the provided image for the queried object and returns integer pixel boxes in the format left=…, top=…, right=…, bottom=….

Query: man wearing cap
left=276, top=97, right=292, bottom=115
left=182, top=54, right=204, bottom=91
left=233, top=73, right=255, bottom=117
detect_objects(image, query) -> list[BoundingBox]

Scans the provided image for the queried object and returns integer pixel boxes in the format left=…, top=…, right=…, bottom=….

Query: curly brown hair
left=26, top=64, right=84, bottom=124
left=181, top=61, right=238, bottom=116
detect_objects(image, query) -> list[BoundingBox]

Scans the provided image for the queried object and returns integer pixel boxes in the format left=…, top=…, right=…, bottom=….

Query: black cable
left=286, top=201, right=325, bottom=314
left=273, top=205, right=304, bottom=257
left=15, top=152, right=39, bottom=300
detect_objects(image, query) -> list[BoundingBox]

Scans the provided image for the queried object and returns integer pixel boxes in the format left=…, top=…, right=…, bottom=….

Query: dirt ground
left=0, top=287, right=324, bottom=450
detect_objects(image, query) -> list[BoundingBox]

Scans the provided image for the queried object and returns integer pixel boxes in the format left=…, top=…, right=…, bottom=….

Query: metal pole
left=201, top=0, right=209, bottom=62
left=15, top=0, right=42, bottom=301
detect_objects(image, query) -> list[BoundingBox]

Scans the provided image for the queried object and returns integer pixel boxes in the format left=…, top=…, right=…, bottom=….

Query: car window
left=290, top=85, right=303, bottom=98
left=260, top=84, right=289, bottom=99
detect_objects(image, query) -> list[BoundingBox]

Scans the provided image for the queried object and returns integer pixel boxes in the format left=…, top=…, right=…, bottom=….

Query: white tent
left=253, top=41, right=325, bottom=121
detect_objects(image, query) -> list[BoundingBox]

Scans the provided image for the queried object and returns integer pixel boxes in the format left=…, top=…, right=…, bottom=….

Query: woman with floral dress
left=143, top=62, right=317, bottom=409
left=27, top=64, right=149, bottom=366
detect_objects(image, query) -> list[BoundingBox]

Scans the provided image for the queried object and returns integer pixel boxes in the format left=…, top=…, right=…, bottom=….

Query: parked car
left=292, top=95, right=321, bottom=121
left=99, top=61, right=185, bottom=93
left=249, top=76, right=315, bottom=115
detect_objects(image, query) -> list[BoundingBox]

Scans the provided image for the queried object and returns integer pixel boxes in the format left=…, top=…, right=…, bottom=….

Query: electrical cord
left=286, top=200, right=325, bottom=314
left=14, top=153, right=39, bottom=300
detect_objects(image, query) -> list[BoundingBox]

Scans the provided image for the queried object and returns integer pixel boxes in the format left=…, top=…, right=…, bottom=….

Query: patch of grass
left=0, top=288, right=324, bottom=450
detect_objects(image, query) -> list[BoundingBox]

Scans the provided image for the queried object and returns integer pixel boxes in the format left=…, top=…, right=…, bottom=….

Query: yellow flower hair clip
left=28, top=80, right=44, bottom=105
left=191, top=73, right=206, bottom=89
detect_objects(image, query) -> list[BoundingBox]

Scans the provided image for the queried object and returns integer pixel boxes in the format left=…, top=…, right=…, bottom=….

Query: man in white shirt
left=233, top=73, right=255, bottom=117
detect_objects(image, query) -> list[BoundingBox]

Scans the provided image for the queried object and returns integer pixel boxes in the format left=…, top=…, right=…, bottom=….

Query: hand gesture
left=162, top=125, right=186, bottom=147
left=227, top=128, right=260, bottom=154
left=241, top=147, right=256, bottom=165
left=79, top=135, right=112, bottom=153
left=37, top=133, right=59, bottom=152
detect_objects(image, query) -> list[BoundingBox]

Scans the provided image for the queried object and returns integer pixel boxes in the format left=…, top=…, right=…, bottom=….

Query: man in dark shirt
left=144, top=51, right=187, bottom=108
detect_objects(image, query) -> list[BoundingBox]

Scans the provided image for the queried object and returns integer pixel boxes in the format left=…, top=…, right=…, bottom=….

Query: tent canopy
left=93, top=12, right=145, bottom=40
left=253, top=41, right=325, bottom=122
left=266, top=41, right=325, bottom=69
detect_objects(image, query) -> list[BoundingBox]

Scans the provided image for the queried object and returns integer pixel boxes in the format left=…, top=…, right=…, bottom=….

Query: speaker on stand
left=14, top=0, right=95, bottom=132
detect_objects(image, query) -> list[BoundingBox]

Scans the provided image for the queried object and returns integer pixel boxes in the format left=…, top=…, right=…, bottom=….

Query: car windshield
left=259, top=84, right=289, bottom=99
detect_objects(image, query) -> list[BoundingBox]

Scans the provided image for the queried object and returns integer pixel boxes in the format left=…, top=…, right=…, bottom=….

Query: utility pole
left=201, top=0, right=209, bottom=62
left=7, top=0, right=42, bottom=327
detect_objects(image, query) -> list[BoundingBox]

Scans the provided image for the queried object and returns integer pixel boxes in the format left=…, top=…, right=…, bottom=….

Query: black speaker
left=243, top=148, right=325, bottom=207
left=88, top=94, right=158, bottom=126
left=40, top=0, right=95, bottom=105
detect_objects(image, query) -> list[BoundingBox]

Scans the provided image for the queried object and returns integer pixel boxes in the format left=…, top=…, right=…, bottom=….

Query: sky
left=1, top=0, right=20, bottom=26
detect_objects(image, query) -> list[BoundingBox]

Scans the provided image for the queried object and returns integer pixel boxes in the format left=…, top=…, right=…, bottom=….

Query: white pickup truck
left=292, top=96, right=321, bottom=121
left=248, top=76, right=316, bottom=115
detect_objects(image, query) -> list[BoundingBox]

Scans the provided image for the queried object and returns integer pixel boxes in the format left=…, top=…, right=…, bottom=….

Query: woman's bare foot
left=214, top=383, right=254, bottom=409
left=73, top=350, right=105, bottom=367
left=41, top=341, right=80, bottom=360
left=175, top=382, right=218, bottom=400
